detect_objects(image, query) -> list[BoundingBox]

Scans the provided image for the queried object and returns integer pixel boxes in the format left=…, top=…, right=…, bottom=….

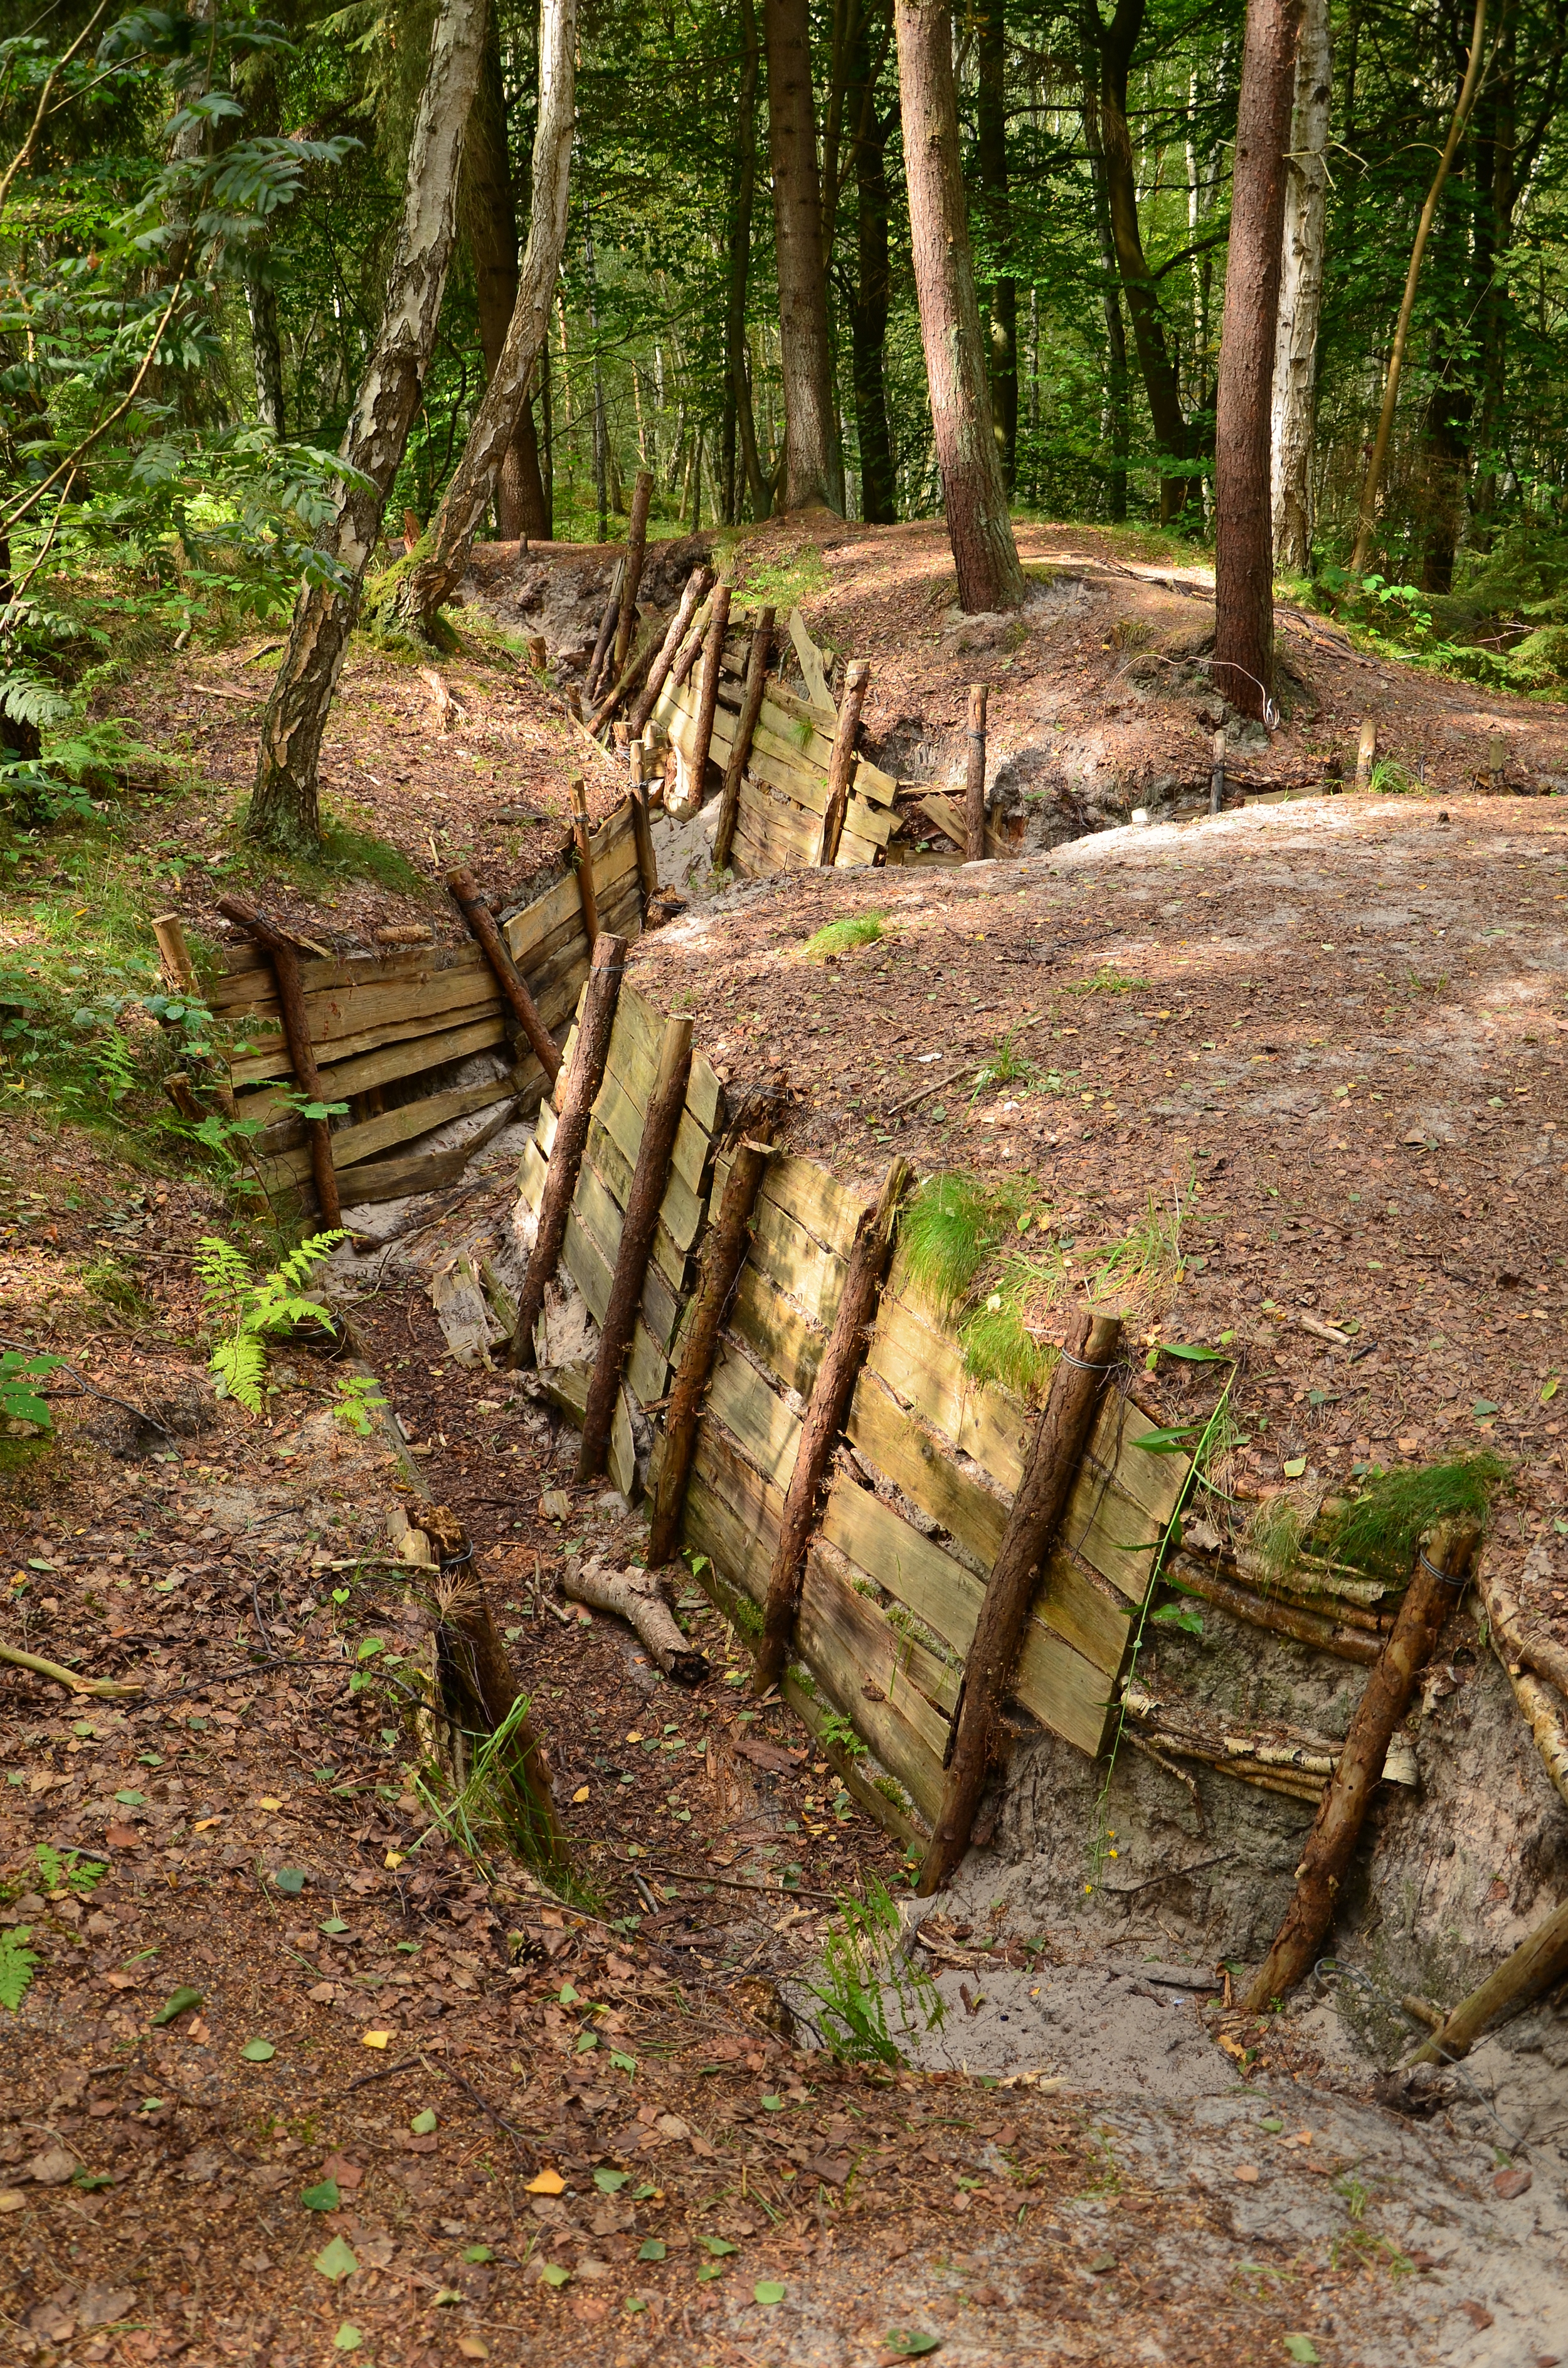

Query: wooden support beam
left=152, top=911, right=198, bottom=996
left=818, top=659, right=871, bottom=867
left=647, top=1089, right=785, bottom=1568
left=585, top=555, right=625, bottom=702
left=445, top=867, right=561, bottom=1086
left=753, top=1155, right=909, bottom=1694
left=507, top=932, right=627, bottom=1369
left=585, top=618, right=659, bottom=737
left=1409, top=1892, right=1568, bottom=2066
left=612, top=468, right=654, bottom=676
left=1165, top=1551, right=1380, bottom=1665
left=630, top=566, right=710, bottom=739
left=965, top=682, right=988, bottom=861
left=713, top=607, right=776, bottom=874
left=578, top=1013, right=694, bottom=1480
left=1209, top=727, right=1227, bottom=815
left=627, top=744, right=660, bottom=916
left=686, top=584, right=731, bottom=805
left=216, top=895, right=341, bottom=1229
left=1241, top=1516, right=1480, bottom=2014
left=570, top=776, right=600, bottom=945
left=918, top=1309, right=1123, bottom=1896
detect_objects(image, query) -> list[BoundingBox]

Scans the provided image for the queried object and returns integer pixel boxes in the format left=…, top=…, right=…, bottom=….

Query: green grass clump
left=900, top=1171, right=1002, bottom=1314
left=960, top=1266, right=1057, bottom=1398
left=1090, top=1180, right=1187, bottom=1300
left=1065, top=965, right=1146, bottom=997
left=729, top=543, right=831, bottom=616
left=803, top=911, right=886, bottom=960
left=1319, top=1454, right=1511, bottom=1581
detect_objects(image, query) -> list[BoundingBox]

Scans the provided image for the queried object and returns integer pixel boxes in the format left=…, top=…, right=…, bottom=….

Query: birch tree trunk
left=1212, top=0, right=1302, bottom=723
left=1269, top=0, right=1331, bottom=570
left=766, top=0, right=843, bottom=512
left=245, top=0, right=489, bottom=854
left=386, top=0, right=578, bottom=631
left=895, top=0, right=1024, bottom=612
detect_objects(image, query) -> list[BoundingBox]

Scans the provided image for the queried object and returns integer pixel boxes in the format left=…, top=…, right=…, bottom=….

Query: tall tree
left=723, top=0, right=770, bottom=523
left=245, top=0, right=490, bottom=855
left=766, top=0, right=842, bottom=511
left=386, top=0, right=578, bottom=631
left=895, top=0, right=1024, bottom=610
left=1079, top=19, right=1131, bottom=521
left=462, top=14, right=549, bottom=539
left=1213, top=0, right=1302, bottom=722
left=846, top=0, right=897, bottom=523
left=1269, top=0, right=1330, bottom=568
left=975, top=1, right=1016, bottom=488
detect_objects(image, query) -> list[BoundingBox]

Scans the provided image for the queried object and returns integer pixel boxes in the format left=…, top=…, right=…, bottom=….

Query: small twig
left=344, top=2054, right=424, bottom=2093
left=884, top=1061, right=975, bottom=1118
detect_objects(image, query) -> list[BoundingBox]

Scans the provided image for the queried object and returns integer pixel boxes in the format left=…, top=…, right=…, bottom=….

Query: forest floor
left=1, top=518, right=1567, bottom=2364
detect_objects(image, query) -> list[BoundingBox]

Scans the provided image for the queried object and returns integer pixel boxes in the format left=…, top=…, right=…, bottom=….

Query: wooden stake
left=585, top=619, right=659, bottom=737
left=216, top=895, right=341, bottom=1229
left=1409, top=1892, right=1568, bottom=2067
left=965, top=682, right=988, bottom=861
left=445, top=867, right=562, bottom=1086
left=686, top=584, right=732, bottom=806
left=630, top=566, right=711, bottom=738
left=152, top=911, right=197, bottom=996
left=569, top=776, right=600, bottom=945
left=919, top=1309, right=1123, bottom=1896
left=818, top=659, right=872, bottom=867
left=713, top=607, right=776, bottom=873
left=578, top=1013, right=694, bottom=1480
left=1354, top=717, right=1377, bottom=792
left=1241, top=1515, right=1480, bottom=2014
left=527, top=634, right=549, bottom=672
left=585, top=556, right=625, bottom=701
left=627, top=745, right=660, bottom=916
left=647, top=1090, right=785, bottom=1568
left=612, top=467, right=654, bottom=675
left=507, top=932, right=627, bottom=1369
left=1209, top=727, right=1227, bottom=814
left=753, top=1155, right=910, bottom=1694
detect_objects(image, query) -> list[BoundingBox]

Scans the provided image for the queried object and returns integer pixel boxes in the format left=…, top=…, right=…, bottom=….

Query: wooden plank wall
left=210, top=802, right=642, bottom=1213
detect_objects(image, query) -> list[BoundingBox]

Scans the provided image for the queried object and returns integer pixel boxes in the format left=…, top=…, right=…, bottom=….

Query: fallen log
left=1409, top=1891, right=1568, bottom=2066
left=1241, top=1515, right=1479, bottom=2013
left=1166, top=1551, right=1380, bottom=1664
left=686, top=583, right=731, bottom=802
left=630, top=566, right=710, bottom=740
left=508, top=931, right=626, bottom=1367
left=445, top=866, right=562, bottom=1085
left=1474, top=1551, right=1568, bottom=1705
left=1500, top=1662, right=1568, bottom=1810
left=585, top=617, right=659, bottom=738
left=561, top=1556, right=708, bottom=1685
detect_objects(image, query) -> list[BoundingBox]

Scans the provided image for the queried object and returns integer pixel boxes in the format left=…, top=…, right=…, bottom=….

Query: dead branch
left=561, top=1557, right=709, bottom=1686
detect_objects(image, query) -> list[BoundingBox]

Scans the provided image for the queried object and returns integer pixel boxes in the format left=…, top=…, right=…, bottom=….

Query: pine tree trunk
left=849, top=2, right=896, bottom=524
left=725, top=0, right=771, bottom=521
left=895, top=0, right=1024, bottom=612
left=462, top=15, right=549, bottom=539
left=1213, top=0, right=1302, bottom=725
left=1080, top=29, right=1130, bottom=521
left=245, top=0, right=490, bottom=855
left=1269, top=0, right=1330, bottom=570
left=765, top=0, right=842, bottom=512
left=976, top=1, right=1017, bottom=489
left=388, top=0, right=578, bottom=630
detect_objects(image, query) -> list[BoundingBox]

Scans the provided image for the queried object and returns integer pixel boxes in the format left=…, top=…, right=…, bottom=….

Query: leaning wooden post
left=647, top=1088, right=786, bottom=1568
left=612, top=467, right=654, bottom=675
left=507, top=932, right=627, bottom=1369
left=630, top=566, right=711, bottom=739
left=578, top=1013, right=694, bottom=1480
left=569, top=776, right=600, bottom=945
left=215, top=895, right=341, bottom=1229
left=1241, top=1514, right=1480, bottom=2014
left=585, top=555, right=625, bottom=701
left=152, top=912, right=198, bottom=996
left=1409, top=1892, right=1568, bottom=2067
left=818, top=659, right=872, bottom=866
left=686, top=582, right=732, bottom=805
left=919, top=1307, right=1123, bottom=1895
left=627, top=741, right=660, bottom=917
left=713, top=607, right=775, bottom=873
left=753, top=1156, right=910, bottom=1694
left=1353, top=716, right=1377, bottom=792
left=446, top=868, right=562, bottom=1086
left=965, top=682, right=988, bottom=861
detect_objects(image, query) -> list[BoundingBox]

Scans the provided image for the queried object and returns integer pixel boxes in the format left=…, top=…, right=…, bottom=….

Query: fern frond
left=0, top=1926, right=38, bottom=2012
left=275, top=1230, right=345, bottom=1290
left=210, top=1334, right=267, bottom=1416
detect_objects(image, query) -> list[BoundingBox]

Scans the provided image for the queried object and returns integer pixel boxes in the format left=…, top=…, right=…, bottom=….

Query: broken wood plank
left=758, top=1154, right=864, bottom=1256
left=917, top=792, right=968, bottom=851
left=797, top=1546, right=946, bottom=1823
left=788, top=608, right=836, bottom=720
left=253, top=1066, right=524, bottom=1193
left=705, top=1342, right=802, bottom=1498
left=509, top=932, right=625, bottom=1368
left=846, top=1369, right=1009, bottom=1571
left=728, top=1261, right=825, bottom=1399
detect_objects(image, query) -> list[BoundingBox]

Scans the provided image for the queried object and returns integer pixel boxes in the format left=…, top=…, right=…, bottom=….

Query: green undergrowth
left=726, top=541, right=832, bottom=619
left=802, top=911, right=886, bottom=960
left=1246, top=1453, right=1512, bottom=1589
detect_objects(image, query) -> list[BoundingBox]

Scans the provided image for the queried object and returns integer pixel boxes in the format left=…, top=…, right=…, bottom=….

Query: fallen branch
left=1474, top=1552, right=1568, bottom=1705
left=561, top=1558, right=709, bottom=1686
left=1167, top=1551, right=1381, bottom=1664
left=0, top=1642, right=141, bottom=1699
left=1409, top=1890, right=1568, bottom=2066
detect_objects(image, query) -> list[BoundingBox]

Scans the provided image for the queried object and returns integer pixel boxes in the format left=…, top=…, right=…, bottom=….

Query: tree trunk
left=1269, top=0, right=1330, bottom=570
left=1089, top=0, right=1194, bottom=523
left=895, top=0, right=1025, bottom=613
left=848, top=0, right=897, bottom=524
left=1213, top=0, right=1302, bottom=725
left=387, top=0, right=578, bottom=631
left=1080, top=36, right=1130, bottom=521
left=765, top=0, right=843, bottom=512
left=244, top=263, right=286, bottom=436
left=725, top=0, right=771, bottom=522
left=976, top=1, right=1017, bottom=489
left=461, top=13, right=549, bottom=539
left=245, top=0, right=490, bottom=854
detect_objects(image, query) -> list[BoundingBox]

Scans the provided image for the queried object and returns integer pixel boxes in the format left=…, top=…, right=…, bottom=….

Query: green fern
left=0, top=1926, right=38, bottom=2012
left=197, top=1231, right=344, bottom=1416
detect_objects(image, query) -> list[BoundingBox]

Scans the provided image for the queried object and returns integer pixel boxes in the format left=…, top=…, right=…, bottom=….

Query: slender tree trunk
left=848, top=0, right=896, bottom=523
left=1089, top=0, right=1194, bottom=522
left=895, top=0, right=1024, bottom=612
left=244, top=263, right=286, bottom=435
left=1268, top=0, right=1330, bottom=569
left=1213, top=0, right=1302, bottom=725
left=245, top=0, right=490, bottom=854
left=1470, top=13, right=1517, bottom=543
left=461, top=14, right=549, bottom=538
left=766, top=0, right=843, bottom=511
left=387, top=0, right=578, bottom=629
left=976, top=1, right=1017, bottom=489
left=1080, top=32, right=1130, bottom=521
left=726, top=0, right=770, bottom=521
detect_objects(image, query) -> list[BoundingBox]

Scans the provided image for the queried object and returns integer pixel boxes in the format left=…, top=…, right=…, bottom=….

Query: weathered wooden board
left=242, top=1012, right=510, bottom=1132
left=868, top=1283, right=1034, bottom=1494
left=626, top=1318, right=667, bottom=1409
left=563, top=1208, right=614, bottom=1327
left=591, top=1076, right=707, bottom=1250
left=835, top=828, right=880, bottom=869
left=518, top=1135, right=548, bottom=1213
left=747, top=1193, right=847, bottom=1329
left=254, top=1066, right=523, bottom=1194
left=704, top=1344, right=801, bottom=1497
left=846, top=1369, right=1009, bottom=1572
left=822, top=1475, right=982, bottom=1661
left=787, top=610, right=836, bottom=723
left=686, top=1424, right=781, bottom=1606
left=578, top=1125, right=691, bottom=1307
left=842, top=794, right=894, bottom=848
left=760, top=1155, right=863, bottom=1257
left=1014, top=1623, right=1117, bottom=1758
left=796, top=1548, right=946, bottom=1822
left=609, top=1384, right=638, bottom=1505
left=728, top=1262, right=824, bottom=1399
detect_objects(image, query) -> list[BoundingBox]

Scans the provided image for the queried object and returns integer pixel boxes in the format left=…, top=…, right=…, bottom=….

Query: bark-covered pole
left=919, top=1309, right=1123, bottom=1895
left=446, top=866, right=562, bottom=1085
left=629, top=566, right=711, bottom=740
left=818, top=659, right=871, bottom=866
left=570, top=777, right=600, bottom=943
left=647, top=1090, right=785, bottom=1568
left=1242, top=1516, right=1480, bottom=2014
left=612, top=467, right=654, bottom=674
left=753, top=1157, right=910, bottom=1694
left=765, top=0, right=842, bottom=511
left=508, top=932, right=626, bottom=1368
left=686, top=583, right=732, bottom=804
left=964, top=682, right=988, bottom=859
left=713, top=607, right=775, bottom=873
left=245, top=0, right=490, bottom=854
left=216, top=896, right=342, bottom=1229
left=1410, top=1893, right=1568, bottom=2067
left=1269, top=0, right=1332, bottom=570
left=1212, top=0, right=1303, bottom=725
left=894, top=0, right=1025, bottom=614
left=578, top=1015, right=694, bottom=1480
left=387, top=0, right=579, bottom=633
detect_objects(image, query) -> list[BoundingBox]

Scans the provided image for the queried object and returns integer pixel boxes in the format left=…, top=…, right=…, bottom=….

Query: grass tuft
left=900, top=1171, right=1005, bottom=1315
left=1065, top=965, right=1146, bottom=997
left=802, top=911, right=886, bottom=960
left=1318, top=1453, right=1511, bottom=1581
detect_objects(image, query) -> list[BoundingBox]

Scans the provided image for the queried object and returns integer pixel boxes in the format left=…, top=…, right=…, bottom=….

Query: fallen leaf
left=638, top=2239, right=666, bottom=2261
left=572, top=1784, right=591, bottom=1803
left=701, top=2236, right=738, bottom=2256
left=884, top=2335, right=940, bottom=2359
left=1458, top=2302, right=1495, bottom=2331
left=1282, top=1457, right=1307, bottom=1479
left=186, top=2015, right=212, bottom=2044
left=258, top=1797, right=283, bottom=1812
left=754, top=2280, right=786, bottom=2307
left=361, top=2030, right=393, bottom=2049
left=313, top=2236, right=358, bottom=2285
left=76, top=2285, right=135, bottom=2332
left=193, top=1817, right=221, bottom=1832
left=273, top=1869, right=306, bottom=1897
left=1493, top=2166, right=1533, bottom=2199
left=332, top=2327, right=362, bottom=2354
left=655, top=2113, right=691, bottom=2140
left=0, top=2190, right=26, bottom=2213
left=1087, top=2253, right=1116, bottom=2274
left=240, top=2039, right=275, bottom=2063
left=320, top=2155, right=363, bottom=2190
left=301, top=2179, right=341, bottom=2212
left=527, top=2167, right=566, bottom=2195
left=410, top=2110, right=437, bottom=2136
left=731, top=1736, right=803, bottom=1774
left=1283, top=2342, right=1321, bottom=2365
left=1234, top=2163, right=1261, bottom=2183
left=457, top=2342, right=490, bottom=2361
left=25, top=2149, right=75, bottom=2186
left=538, top=2261, right=571, bottom=2287
left=104, top=1824, right=140, bottom=1850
